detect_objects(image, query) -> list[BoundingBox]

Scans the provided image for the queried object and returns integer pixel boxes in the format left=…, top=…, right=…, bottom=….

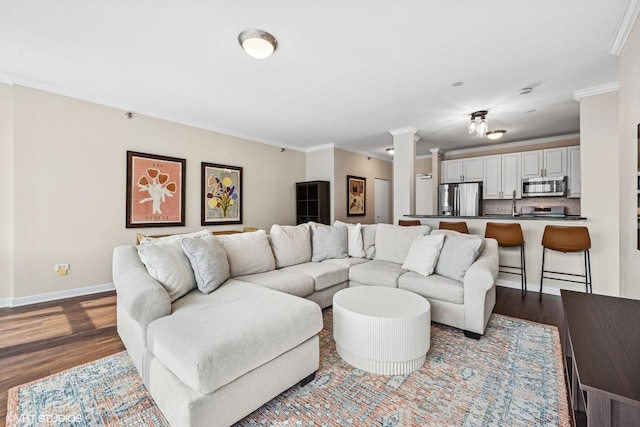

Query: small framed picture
left=202, top=162, right=243, bottom=225
left=126, top=151, right=186, bottom=228
left=347, top=175, right=366, bottom=216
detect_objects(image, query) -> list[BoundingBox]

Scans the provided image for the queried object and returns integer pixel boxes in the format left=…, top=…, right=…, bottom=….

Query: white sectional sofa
left=113, top=222, right=498, bottom=426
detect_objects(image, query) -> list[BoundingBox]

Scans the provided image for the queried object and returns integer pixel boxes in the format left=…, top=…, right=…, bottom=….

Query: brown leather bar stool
left=485, top=222, right=527, bottom=298
left=439, top=221, right=469, bottom=234
left=540, top=225, right=592, bottom=301
left=398, top=219, right=422, bottom=226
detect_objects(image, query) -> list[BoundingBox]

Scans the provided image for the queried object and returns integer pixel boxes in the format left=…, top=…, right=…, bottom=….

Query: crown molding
left=306, top=143, right=335, bottom=152
left=442, top=133, right=580, bottom=157
left=389, top=127, right=418, bottom=136
left=415, top=154, right=433, bottom=160
left=610, top=0, right=640, bottom=56
left=573, top=82, right=620, bottom=102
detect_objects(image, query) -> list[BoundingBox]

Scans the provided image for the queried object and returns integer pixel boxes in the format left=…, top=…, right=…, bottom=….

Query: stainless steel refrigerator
left=438, top=182, right=483, bottom=216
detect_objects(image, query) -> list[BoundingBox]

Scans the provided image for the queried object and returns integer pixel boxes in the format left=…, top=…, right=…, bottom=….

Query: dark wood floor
left=0, top=287, right=566, bottom=427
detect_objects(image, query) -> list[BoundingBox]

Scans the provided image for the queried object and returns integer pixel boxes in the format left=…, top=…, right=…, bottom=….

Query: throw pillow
left=434, top=233, right=484, bottom=282
left=269, top=224, right=312, bottom=268
left=181, top=234, right=230, bottom=294
left=215, top=229, right=276, bottom=277
left=431, top=229, right=485, bottom=255
left=334, top=220, right=366, bottom=258
left=401, top=234, right=446, bottom=276
left=310, top=223, right=348, bottom=262
left=361, top=224, right=377, bottom=259
left=137, top=234, right=206, bottom=302
left=374, top=223, right=432, bottom=265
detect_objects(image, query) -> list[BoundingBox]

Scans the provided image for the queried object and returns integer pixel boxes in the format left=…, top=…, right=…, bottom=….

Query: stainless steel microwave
left=522, top=176, right=567, bottom=197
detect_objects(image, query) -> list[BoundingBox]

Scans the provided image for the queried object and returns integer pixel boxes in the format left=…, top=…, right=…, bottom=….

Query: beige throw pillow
left=334, top=220, right=366, bottom=258
left=401, top=234, right=445, bottom=276
left=216, top=229, right=276, bottom=277
left=269, top=224, right=312, bottom=268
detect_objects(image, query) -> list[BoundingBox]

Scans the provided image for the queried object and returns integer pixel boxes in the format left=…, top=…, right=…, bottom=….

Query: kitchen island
left=405, top=214, right=589, bottom=296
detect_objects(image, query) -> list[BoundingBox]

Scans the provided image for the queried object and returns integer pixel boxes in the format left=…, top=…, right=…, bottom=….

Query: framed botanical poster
left=202, top=162, right=243, bottom=225
left=126, top=151, right=186, bottom=228
left=347, top=175, right=366, bottom=216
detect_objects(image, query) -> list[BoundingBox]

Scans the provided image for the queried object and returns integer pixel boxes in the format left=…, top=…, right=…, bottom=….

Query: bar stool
left=438, top=221, right=469, bottom=234
left=485, top=222, right=527, bottom=298
left=540, top=225, right=592, bottom=301
left=398, top=219, right=422, bottom=226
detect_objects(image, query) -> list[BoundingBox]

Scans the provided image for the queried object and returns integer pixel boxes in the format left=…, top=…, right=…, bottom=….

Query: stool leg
left=539, top=247, right=546, bottom=302
left=520, top=244, right=527, bottom=298
left=585, top=249, right=592, bottom=293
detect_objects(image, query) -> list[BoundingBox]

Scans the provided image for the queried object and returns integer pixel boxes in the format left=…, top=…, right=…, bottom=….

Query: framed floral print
left=347, top=175, right=366, bottom=216
left=126, top=151, right=186, bottom=228
left=202, top=162, right=243, bottom=225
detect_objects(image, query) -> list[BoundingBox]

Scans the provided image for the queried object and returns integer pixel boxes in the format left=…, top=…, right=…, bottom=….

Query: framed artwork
left=347, top=175, right=366, bottom=216
left=202, top=162, right=243, bottom=225
left=126, top=151, right=186, bottom=228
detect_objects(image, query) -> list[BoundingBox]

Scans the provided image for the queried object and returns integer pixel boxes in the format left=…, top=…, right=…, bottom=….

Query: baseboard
left=5, top=283, right=115, bottom=307
left=496, top=279, right=561, bottom=296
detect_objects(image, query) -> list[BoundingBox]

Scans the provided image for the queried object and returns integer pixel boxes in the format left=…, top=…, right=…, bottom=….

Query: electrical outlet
left=54, top=263, right=70, bottom=276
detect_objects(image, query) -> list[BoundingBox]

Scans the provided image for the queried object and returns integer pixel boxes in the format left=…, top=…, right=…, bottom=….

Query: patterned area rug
left=7, top=310, right=570, bottom=427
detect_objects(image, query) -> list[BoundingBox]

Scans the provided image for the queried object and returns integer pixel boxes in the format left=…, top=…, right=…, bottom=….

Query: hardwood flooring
left=0, top=287, right=565, bottom=427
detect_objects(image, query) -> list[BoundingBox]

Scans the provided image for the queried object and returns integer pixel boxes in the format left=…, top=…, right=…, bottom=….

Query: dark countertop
left=406, top=214, right=587, bottom=221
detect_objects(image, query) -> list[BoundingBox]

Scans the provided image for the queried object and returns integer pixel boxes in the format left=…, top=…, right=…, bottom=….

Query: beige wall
left=0, top=84, right=14, bottom=300
left=414, top=156, right=433, bottom=173
left=333, top=148, right=392, bottom=224
left=443, top=138, right=580, bottom=160
left=8, top=85, right=305, bottom=299
left=619, top=16, right=640, bottom=299
left=306, top=147, right=335, bottom=223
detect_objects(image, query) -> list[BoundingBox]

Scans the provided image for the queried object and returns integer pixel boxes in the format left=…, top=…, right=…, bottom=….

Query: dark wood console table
left=561, top=290, right=640, bottom=426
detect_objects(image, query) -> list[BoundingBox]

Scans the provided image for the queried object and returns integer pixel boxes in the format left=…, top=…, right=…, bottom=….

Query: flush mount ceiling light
left=238, top=29, right=278, bottom=59
left=468, top=110, right=489, bottom=138
left=486, top=130, right=507, bottom=140
left=386, top=147, right=395, bottom=155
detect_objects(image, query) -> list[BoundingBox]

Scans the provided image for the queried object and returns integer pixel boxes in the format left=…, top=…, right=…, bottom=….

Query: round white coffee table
left=333, top=286, right=431, bottom=375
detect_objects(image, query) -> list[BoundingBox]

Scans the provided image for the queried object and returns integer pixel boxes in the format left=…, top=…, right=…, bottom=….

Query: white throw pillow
left=269, top=224, right=312, bottom=268
left=310, top=223, right=348, bottom=262
left=374, top=223, right=432, bottom=265
left=361, top=224, right=377, bottom=259
left=137, top=233, right=209, bottom=302
left=181, top=234, right=230, bottom=294
left=401, top=234, right=445, bottom=276
left=216, top=229, right=276, bottom=277
left=434, top=233, right=484, bottom=282
left=334, top=220, right=365, bottom=258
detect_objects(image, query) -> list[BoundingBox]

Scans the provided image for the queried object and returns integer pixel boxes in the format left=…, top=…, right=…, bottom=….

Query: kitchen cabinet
left=482, top=153, right=522, bottom=199
left=442, top=158, right=484, bottom=183
left=567, top=146, right=581, bottom=198
left=521, top=148, right=567, bottom=178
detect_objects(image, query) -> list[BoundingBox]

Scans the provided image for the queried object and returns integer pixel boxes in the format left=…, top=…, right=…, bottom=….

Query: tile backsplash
left=484, top=197, right=581, bottom=216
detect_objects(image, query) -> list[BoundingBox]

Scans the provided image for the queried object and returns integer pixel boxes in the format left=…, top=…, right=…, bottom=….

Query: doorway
left=374, top=178, right=390, bottom=224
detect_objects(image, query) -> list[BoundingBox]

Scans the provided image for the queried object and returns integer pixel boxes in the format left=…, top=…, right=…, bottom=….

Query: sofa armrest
left=462, top=238, right=499, bottom=335
left=113, top=245, right=171, bottom=331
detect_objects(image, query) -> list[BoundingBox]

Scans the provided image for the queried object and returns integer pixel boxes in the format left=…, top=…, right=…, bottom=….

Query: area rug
left=7, top=310, right=570, bottom=427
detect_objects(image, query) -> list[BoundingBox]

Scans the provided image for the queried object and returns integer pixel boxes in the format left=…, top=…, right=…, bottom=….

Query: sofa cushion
left=374, top=223, right=432, bottom=264
left=216, top=229, right=276, bottom=277
left=401, top=234, right=445, bottom=277
left=334, top=221, right=365, bottom=258
left=281, top=262, right=348, bottom=292
left=398, top=272, right=464, bottom=304
left=136, top=230, right=211, bottom=302
left=269, top=224, right=312, bottom=268
left=322, top=258, right=370, bottom=268
left=349, top=259, right=407, bottom=287
left=361, top=224, right=377, bottom=259
left=310, top=223, right=348, bottom=262
left=149, top=280, right=322, bottom=395
left=434, top=233, right=484, bottom=282
left=181, top=234, right=229, bottom=294
left=234, top=270, right=314, bottom=297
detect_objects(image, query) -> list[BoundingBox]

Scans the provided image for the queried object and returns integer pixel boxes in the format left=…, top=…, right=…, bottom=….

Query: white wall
left=619, top=16, right=640, bottom=299
left=0, top=84, right=14, bottom=300
left=8, top=85, right=306, bottom=299
left=306, top=147, right=335, bottom=223
left=580, top=91, right=621, bottom=296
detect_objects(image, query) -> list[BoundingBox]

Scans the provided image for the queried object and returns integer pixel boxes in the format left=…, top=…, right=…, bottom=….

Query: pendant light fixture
left=238, top=29, right=278, bottom=59
left=468, top=110, right=488, bottom=138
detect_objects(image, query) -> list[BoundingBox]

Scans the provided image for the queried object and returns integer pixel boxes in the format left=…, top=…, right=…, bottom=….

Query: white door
left=501, top=152, right=522, bottom=198
left=483, top=155, right=501, bottom=199
left=543, top=147, right=567, bottom=177
left=463, top=157, right=484, bottom=182
left=374, top=178, right=390, bottom=224
left=442, top=160, right=463, bottom=183
left=522, top=150, right=544, bottom=178
left=415, top=175, right=433, bottom=214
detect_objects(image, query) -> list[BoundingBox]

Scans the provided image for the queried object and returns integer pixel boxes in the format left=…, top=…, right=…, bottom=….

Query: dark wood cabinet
left=296, top=181, right=330, bottom=225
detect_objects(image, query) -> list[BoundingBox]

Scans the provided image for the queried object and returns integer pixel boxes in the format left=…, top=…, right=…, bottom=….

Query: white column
left=430, top=148, right=441, bottom=215
left=390, top=127, right=417, bottom=225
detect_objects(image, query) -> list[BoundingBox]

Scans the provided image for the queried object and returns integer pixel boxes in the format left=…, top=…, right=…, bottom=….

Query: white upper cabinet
left=521, top=148, right=567, bottom=178
left=567, top=146, right=581, bottom=198
left=501, top=152, right=522, bottom=199
left=442, top=158, right=483, bottom=183
left=483, top=155, right=501, bottom=199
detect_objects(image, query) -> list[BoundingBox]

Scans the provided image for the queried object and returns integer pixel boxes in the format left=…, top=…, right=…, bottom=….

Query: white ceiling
left=0, top=1, right=628, bottom=158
